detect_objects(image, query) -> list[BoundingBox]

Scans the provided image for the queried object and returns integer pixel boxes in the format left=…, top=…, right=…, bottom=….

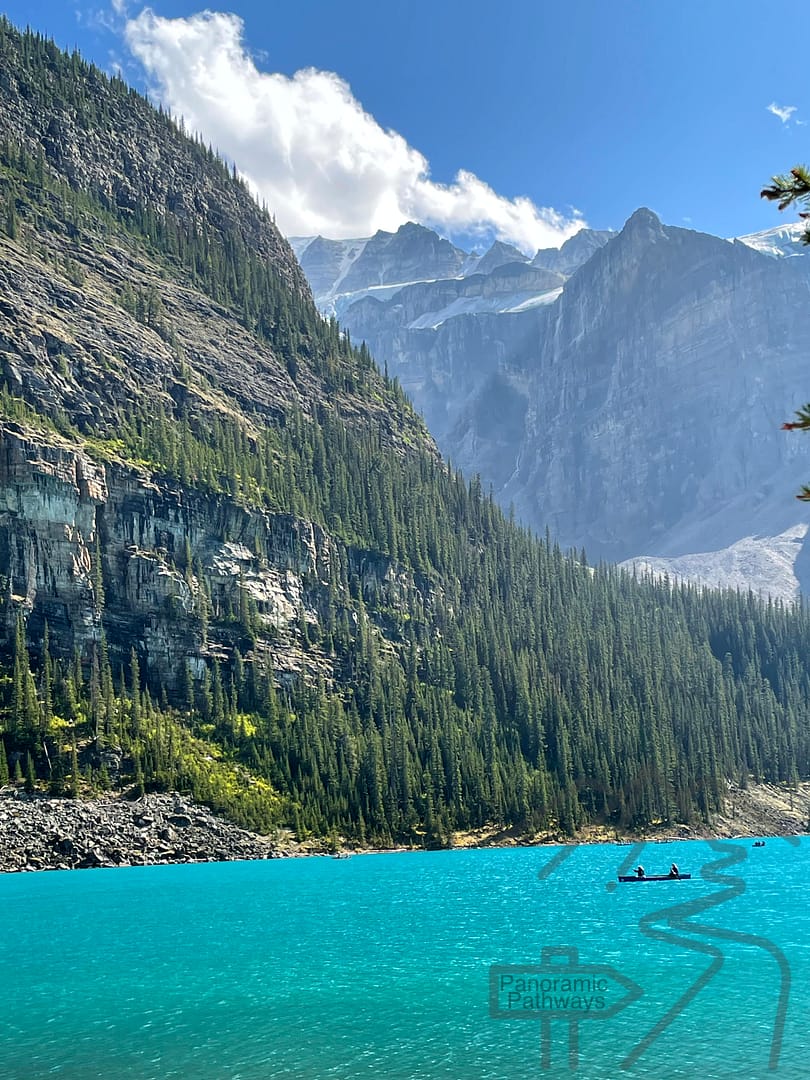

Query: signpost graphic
left=490, top=946, right=642, bottom=1070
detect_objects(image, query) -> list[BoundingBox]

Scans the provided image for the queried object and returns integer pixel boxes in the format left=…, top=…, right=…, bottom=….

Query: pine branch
left=782, top=403, right=810, bottom=431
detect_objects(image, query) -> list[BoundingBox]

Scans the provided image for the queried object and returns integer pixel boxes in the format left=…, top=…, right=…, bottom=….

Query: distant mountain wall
left=294, top=213, right=810, bottom=598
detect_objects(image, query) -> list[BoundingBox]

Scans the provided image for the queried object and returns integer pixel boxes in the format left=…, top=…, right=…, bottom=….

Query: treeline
left=0, top=20, right=809, bottom=843
left=4, top=540, right=810, bottom=843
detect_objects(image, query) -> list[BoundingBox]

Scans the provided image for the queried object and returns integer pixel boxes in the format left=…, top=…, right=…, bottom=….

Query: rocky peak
left=532, top=227, right=615, bottom=275
left=618, top=207, right=667, bottom=246
left=472, top=240, right=529, bottom=277
left=336, top=221, right=467, bottom=294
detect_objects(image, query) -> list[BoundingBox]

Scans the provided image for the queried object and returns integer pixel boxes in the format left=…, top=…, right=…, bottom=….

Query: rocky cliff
left=0, top=421, right=348, bottom=686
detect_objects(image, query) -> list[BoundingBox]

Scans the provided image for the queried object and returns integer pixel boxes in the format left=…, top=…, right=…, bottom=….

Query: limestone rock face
left=298, top=210, right=810, bottom=595
left=0, top=428, right=103, bottom=645
left=0, top=424, right=339, bottom=683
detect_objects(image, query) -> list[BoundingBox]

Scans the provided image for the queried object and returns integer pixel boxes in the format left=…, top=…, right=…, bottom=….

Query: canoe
left=618, top=874, right=691, bottom=882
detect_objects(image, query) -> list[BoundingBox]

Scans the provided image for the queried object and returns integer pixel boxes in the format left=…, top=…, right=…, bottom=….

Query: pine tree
left=0, top=740, right=8, bottom=786
left=92, top=532, right=105, bottom=612
left=24, top=751, right=35, bottom=794
left=4, top=193, right=18, bottom=239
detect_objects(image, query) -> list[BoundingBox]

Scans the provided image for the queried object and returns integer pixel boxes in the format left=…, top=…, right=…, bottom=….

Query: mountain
left=297, top=210, right=810, bottom=599
left=291, top=222, right=469, bottom=307
left=4, top=20, right=810, bottom=844
left=532, top=227, right=615, bottom=274
left=293, top=224, right=614, bottom=310
left=471, top=239, right=529, bottom=276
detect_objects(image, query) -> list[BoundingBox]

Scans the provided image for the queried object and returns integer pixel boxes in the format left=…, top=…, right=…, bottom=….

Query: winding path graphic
left=621, top=839, right=790, bottom=1071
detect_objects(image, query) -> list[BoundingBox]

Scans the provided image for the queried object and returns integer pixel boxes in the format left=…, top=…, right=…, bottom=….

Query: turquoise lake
left=1, top=838, right=807, bottom=1079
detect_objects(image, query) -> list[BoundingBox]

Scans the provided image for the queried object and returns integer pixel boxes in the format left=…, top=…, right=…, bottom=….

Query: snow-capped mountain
left=290, top=222, right=468, bottom=312
left=291, top=212, right=810, bottom=599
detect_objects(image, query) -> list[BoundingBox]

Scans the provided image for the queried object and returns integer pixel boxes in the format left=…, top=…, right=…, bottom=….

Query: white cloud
left=122, top=8, right=583, bottom=253
left=767, top=102, right=798, bottom=124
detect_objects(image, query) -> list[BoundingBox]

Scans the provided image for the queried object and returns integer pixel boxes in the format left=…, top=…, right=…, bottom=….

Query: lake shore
left=0, top=780, right=806, bottom=873
left=451, top=780, right=810, bottom=849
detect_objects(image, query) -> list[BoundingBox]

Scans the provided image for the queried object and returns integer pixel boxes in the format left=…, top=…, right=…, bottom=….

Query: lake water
left=1, top=838, right=806, bottom=1079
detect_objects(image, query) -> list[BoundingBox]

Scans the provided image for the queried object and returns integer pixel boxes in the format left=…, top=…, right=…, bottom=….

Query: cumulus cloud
left=767, top=102, right=798, bottom=124
left=123, top=8, right=582, bottom=253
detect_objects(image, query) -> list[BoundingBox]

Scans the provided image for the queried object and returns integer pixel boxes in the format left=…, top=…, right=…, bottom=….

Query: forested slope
left=0, top=19, right=809, bottom=844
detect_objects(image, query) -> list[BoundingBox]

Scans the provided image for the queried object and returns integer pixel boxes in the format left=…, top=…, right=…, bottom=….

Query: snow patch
left=622, top=524, right=809, bottom=603
left=733, top=222, right=808, bottom=259
left=406, top=287, right=562, bottom=330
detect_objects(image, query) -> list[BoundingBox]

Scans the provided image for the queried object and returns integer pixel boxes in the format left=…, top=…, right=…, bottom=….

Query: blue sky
left=4, top=0, right=807, bottom=251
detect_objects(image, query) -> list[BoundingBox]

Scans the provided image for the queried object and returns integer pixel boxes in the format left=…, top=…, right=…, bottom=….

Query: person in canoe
left=669, top=863, right=680, bottom=878
left=635, top=865, right=645, bottom=878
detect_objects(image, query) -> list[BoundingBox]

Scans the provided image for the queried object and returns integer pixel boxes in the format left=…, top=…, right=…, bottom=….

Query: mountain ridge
left=3, top=18, right=810, bottom=847
left=0, top=23, right=309, bottom=299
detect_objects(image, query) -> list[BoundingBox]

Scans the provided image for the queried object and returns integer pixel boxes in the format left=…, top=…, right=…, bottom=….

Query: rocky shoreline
left=1, top=779, right=806, bottom=875
left=0, top=790, right=289, bottom=873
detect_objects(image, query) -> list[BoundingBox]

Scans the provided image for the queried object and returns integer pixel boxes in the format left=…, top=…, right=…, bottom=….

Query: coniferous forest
left=1, top=19, right=810, bottom=846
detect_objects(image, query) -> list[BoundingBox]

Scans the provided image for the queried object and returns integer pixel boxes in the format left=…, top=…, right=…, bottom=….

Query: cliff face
left=0, top=427, right=103, bottom=648
left=495, top=210, right=810, bottom=563
left=0, top=424, right=282, bottom=675
left=300, top=211, right=810, bottom=594
left=0, top=415, right=429, bottom=690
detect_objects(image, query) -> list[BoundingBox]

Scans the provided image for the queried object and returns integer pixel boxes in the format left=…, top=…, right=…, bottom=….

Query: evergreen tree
left=24, top=751, right=35, bottom=795
left=0, top=739, right=8, bottom=786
